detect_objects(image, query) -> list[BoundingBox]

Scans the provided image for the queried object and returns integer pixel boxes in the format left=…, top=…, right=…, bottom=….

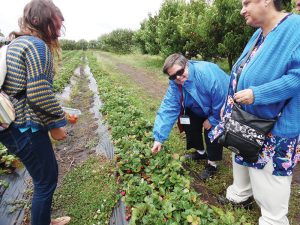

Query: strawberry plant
left=53, top=50, right=83, bottom=92
left=0, top=145, right=22, bottom=174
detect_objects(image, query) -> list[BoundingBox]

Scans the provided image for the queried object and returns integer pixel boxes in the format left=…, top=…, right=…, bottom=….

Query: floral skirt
left=235, top=133, right=300, bottom=176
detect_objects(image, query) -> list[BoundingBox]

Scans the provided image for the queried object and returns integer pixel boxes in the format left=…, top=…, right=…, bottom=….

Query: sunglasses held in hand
left=168, top=68, right=185, bottom=80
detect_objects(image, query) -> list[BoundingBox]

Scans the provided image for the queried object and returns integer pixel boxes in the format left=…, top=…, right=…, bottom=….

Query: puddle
left=57, top=67, right=80, bottom=104
left=85, top=66, right=102, bottom=119
left=57, top=62, right=114, bottom=159
left=84, top=65, right=115, bottom=160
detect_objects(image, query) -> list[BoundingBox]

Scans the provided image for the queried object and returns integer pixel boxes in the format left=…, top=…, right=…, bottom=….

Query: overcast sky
left=0, top=0, right=164, bottom=41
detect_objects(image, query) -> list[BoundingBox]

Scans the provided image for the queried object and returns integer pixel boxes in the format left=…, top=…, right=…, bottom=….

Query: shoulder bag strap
left=234, top=31, right=289, bottom=117
left=235, top=31, right=262, bottom=90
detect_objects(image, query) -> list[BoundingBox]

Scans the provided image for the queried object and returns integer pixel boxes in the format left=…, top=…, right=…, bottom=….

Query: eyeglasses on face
left=168, top=67, right=185, bottom=80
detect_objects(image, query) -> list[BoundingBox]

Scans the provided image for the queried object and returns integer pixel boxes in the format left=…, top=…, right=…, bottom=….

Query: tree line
left=58, top=0, right=292, bottom=69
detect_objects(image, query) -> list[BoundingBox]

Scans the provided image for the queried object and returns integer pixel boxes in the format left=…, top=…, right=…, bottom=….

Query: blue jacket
left=234, top=14, right=300, bottom=137
left=153, top=61, right=229, bottom=143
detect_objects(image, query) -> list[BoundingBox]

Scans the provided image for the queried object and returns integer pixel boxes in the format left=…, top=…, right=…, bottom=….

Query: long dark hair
left=9, top=0, right=64, bottom=54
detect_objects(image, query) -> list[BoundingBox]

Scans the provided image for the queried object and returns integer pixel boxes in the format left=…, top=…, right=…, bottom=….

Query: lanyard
left=179, top=84, right=186, bottom=115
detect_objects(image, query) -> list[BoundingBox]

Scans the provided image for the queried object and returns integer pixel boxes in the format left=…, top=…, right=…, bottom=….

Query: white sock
left=197, top=150, right=206, bottom=155
left=208, top=160, right=217, bottom=167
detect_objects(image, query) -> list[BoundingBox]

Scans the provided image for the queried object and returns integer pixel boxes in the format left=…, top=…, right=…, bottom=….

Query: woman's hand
left=203, top=119, right=212, bottom=130
left=234, top=89, right=254, bottom=105
left=151, top=141, right=162, bottom=154
left=50, top=127, right=67, bottom=141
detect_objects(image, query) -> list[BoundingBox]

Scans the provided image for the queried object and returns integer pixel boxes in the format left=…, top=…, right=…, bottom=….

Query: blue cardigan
left=235, top=14, right=300, bottom=137
left=153, top=61, right=229, bottom=143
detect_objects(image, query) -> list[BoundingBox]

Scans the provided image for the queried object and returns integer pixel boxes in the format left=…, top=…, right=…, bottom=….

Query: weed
left=53, top=155, right=119, bottom=225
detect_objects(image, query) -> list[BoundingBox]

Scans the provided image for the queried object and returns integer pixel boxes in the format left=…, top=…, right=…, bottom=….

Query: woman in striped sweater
left=0, top=0, right=70, bottom=224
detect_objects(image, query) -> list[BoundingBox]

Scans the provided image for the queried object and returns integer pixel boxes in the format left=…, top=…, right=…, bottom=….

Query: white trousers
left=226, top=154, right=292, bottom=225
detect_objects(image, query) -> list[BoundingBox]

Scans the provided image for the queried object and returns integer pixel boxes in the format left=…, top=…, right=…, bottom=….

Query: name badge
left=179, top=115, right=190, bottom=125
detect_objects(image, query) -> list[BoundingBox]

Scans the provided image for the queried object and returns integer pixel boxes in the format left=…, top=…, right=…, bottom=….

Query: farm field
left=1, top=50, right=300, bottom=225
left=87, top=50, right=300, bottom=225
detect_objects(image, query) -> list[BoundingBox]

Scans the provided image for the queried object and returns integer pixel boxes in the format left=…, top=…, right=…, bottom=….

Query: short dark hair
left=273, top=0, right=291, bottom=11
left=163, top=53, right=188, bottom=74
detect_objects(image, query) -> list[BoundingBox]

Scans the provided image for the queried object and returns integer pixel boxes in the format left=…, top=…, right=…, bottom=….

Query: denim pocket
left=0, top=126, right=31, bottom=155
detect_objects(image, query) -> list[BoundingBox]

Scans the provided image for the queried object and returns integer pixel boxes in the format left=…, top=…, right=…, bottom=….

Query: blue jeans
left=0, top=126, right=58, bottom=225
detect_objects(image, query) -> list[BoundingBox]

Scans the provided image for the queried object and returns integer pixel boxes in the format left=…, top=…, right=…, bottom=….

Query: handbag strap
left=235, top=31, right=262, bottom=90
left=234, top=31, right=290, bottom=118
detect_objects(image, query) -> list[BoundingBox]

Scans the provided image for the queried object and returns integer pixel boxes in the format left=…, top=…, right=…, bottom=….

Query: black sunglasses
left=168, top=67, right=185, bottom=80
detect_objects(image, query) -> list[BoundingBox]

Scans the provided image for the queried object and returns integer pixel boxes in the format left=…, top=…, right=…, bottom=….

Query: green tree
left=156, top=0, right=187, bottom=57
left=60, top=39, right=77, bottom=50
left=133, top=15, right=160, bottom=55
left=98, top=29, right=135, bottom=54
left=178, top=0, right=207, bottom=58
left=201, top=0, right=254, bottom=69
left=133, top=20, right=148, bottom=54
left=88, top=40, right=100, bottom=49
left=76, top=39, right=88, bottom=51
left=97, top=33, right=110, bottom=52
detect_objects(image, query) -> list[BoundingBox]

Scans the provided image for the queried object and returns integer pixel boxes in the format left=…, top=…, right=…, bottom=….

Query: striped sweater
left=4, top=35, right=66, bottom=130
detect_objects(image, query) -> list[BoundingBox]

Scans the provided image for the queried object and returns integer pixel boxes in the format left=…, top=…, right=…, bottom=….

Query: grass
left=117, top=53, right=165, bottom=72
left=93, top=51, right=168, bottom=84
left=288, top=182, right=300, bottom=224
left=53, top=155, right=119, bottom=225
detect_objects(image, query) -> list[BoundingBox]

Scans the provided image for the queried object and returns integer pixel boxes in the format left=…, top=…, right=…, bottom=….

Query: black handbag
left=218, top=32, right=282, bottom=162
left=218, top=103, right=276, bottom=162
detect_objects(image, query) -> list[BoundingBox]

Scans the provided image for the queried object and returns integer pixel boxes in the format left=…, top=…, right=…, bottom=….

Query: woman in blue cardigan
left=211, top=0, right=300, bottom=224
left=151, top=53, right=229, bottom=180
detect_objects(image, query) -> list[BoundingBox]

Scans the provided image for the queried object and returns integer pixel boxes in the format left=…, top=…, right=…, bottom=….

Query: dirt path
left=95, top=52, right=167, bottom=100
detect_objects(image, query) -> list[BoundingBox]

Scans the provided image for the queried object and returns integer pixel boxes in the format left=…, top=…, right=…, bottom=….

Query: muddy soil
left=21, top=65, right=106, bottom=224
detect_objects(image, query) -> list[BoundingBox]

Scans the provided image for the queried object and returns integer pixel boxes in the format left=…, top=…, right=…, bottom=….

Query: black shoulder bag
left=218, top=33, right=283, bottom=163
